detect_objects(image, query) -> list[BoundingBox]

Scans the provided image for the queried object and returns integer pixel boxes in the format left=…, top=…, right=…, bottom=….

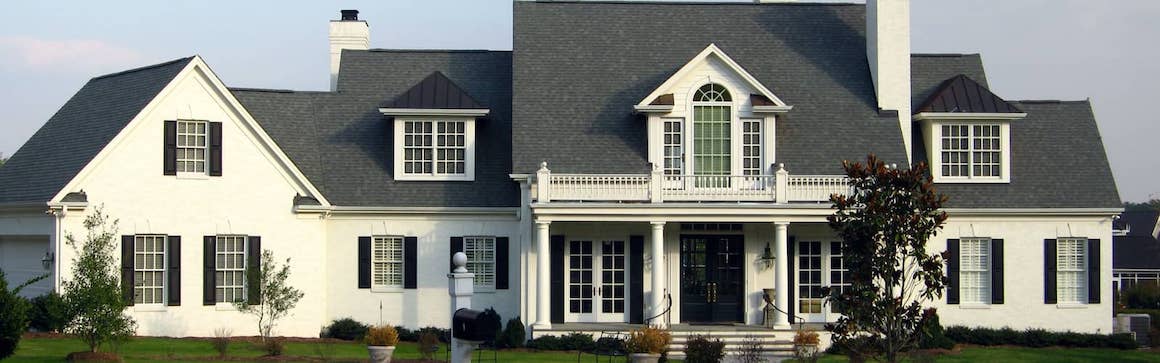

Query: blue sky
left=1, top=0, right=1157, bottom=202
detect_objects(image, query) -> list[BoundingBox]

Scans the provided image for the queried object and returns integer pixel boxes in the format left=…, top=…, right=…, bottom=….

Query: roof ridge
left=365, top=49, right=510, bottom=53
left=912, top=53, right=980, bottom=58
left=1012, top=99, right=1090, bottom=104
left=229, top=87, right=329, bottom=94
left=521, top=0, right=861, bottom=6
left=91, top=56, right=194, bottom=81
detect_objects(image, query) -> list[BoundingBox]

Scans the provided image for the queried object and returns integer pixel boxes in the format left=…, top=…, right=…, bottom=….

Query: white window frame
left=1057, top=237, right=1089, bottom=305
left=393, top=116, right=476, bottom=181
left=461, top=236, right=496, bottom=289
left=925, top=120, right=1011, bottom=183
left=134, top=235, right=167, bottom=306
left=372, top=236, right=405, bottom=291
left=959, top=237, right=992, bottom=305
left=176, top=120, right=209, bottom=176
left=215, top=235, right=247, bottom=304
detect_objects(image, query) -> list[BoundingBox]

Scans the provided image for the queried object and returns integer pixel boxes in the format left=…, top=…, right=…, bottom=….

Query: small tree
left=234, top=249, right=304, bottom=342
left=0, top=270, right=47, bottom=359
left=62, top=206, right=136, bottom=352
left=825, top=155, right=948, bottom=362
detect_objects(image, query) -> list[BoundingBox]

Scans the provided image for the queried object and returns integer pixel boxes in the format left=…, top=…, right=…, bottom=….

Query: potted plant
left=624, top=326, right=671, bottom=363
left=365, top=325, right=399, bottom=363
left=792, top=329, right=820, bottom=362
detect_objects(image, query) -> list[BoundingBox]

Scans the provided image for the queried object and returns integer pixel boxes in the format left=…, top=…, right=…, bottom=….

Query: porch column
left=533, top=220, right=552, bottom=330
left=650, top=221, right=667, bottom=327
left=774, top=222, right=790, bottom=328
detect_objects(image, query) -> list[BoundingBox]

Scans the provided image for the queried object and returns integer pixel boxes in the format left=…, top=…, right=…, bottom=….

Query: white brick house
left=0, top=0, right=1120, bottom=345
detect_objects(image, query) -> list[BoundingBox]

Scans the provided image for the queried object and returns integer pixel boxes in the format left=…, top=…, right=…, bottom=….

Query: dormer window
left=379, top=71, right=489, bottom=182
left=938, top=123, right=1002, bottom=178
left=692, top=84, right=733, bottom=178
left=915, top=74, right=1025, bottom=184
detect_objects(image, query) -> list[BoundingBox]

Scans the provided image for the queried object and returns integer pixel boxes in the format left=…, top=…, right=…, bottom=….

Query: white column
left=650, top=221, right=667, bottom=327
left=773, top=222, right=790, bottom=328
left=533, top=221, right=552, bottom=330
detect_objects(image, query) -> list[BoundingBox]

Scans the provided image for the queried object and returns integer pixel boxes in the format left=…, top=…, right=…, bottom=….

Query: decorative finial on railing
left=777, top=163, right=786, bottom=172
left=538, top=161, right=549, bottom=172
left=452, top=252, right=468, bottom=273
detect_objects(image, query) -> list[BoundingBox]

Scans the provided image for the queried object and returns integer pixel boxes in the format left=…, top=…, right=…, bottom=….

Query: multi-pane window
left=741, top=119, right=762, bottom=176
left=828, top=242, right=849, bottom=314
left=798, top=241, right=823, bottom=314
left=663, top=119, right=683, bottom=176
left=134, top=235, right=167, bottom=305
left=940, top=124, right=1002, bottom=178
left=176, top=120, right=207, bottom=173
left=1057, top=238, right=1088, bottom=304
left=402, top=120, right=466, bottom=176
left=463, top=237, right=496, bottom=287
left=372, top=236, right=404, bottom=288
left=960, top=238, right=991, bottom=304
left=692, top=84, right=732, bottom=183
left=215, top=236, right=246, bottom=303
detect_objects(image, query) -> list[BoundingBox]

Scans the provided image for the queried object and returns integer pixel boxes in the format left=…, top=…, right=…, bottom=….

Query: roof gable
left=916, top=74, right=1022, bottom=114
left=382, top=71, right=486, bottom=109
left=635, top=44, right=789, bottom=112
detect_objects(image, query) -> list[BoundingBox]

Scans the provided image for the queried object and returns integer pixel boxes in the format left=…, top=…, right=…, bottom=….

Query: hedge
left=944, top=326, right=1136, bottom=350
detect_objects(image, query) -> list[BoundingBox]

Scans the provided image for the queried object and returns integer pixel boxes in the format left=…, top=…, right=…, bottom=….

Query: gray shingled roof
left=0, top=57, right=192, bottom=204
left=513, top=1, right=908, bottom=176
left=1114, top=235, right=1160, bottom=270
left=233, top=50, right=517, bottom=207
left=911, top=54, right=988, bottom=112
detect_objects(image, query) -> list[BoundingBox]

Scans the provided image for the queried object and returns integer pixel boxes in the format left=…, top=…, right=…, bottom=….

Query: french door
left=680, top=235, right=744, bottom=323
left=565, top=239, right=628, bottom=322
left=797, top=240, right=849, bottom=323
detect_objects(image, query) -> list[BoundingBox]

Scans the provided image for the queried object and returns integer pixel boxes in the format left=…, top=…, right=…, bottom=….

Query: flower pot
left=629, top=353, right=661, bottom=363
left=794, top=344, right=818, bottom=359
left=367, top=345, right=395, bottom=363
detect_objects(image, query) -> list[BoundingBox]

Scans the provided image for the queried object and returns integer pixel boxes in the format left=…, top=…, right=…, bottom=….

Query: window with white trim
left=462, top=236, right=496, bottom=288
left=939, top=124, right=1002, bottom=178
left=1057, top=238, right=1088, bottom=304
left=372, top=236, right=404, bottom=288
left=741, top=118, right=763, bottom=176
left=960, top=237, right=991, bottom=304
left=663, top=118, right=683, bottom=176
left=134, top=235, right=167, bottom=305
left=177, top=120, right=207, bottom=173
left=395, top=118, right=475, bottom=181
left=215, top=235, right=247, bottom=303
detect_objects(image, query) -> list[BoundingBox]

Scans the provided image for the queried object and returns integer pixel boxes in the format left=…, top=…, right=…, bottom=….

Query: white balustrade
left=660, top=175, right=777, bottom=201
left=548, top=174, right=650, bottom=201
left=785, top=175, right=850, bottom=202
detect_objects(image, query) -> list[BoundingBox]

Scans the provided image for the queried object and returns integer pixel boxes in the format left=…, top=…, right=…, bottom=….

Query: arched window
left=692, top=84, right=732, bottom=181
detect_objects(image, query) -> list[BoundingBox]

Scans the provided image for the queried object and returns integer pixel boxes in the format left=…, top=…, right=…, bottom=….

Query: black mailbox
left=452, top=308, right=496, bottom=342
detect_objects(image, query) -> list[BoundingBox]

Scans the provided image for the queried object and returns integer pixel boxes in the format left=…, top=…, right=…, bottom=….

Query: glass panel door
left=566, top=240, right=594, bottom=321
left=797, top=241, right=849, bottom=322
left=599, top=240, right=627, bottom=322
left=566, top=239, right=630, bottom=323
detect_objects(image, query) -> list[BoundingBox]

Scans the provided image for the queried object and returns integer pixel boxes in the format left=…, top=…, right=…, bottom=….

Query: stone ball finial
left=452, top=252, right=468, bottom=273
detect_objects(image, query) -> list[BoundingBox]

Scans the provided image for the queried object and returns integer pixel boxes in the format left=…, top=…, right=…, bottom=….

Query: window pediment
left=634, top=44, right=791, bottom=114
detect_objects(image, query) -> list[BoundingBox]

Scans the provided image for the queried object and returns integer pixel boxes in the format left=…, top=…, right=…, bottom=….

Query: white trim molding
left=379, top=108, right=490, bottom=117
left=914, top=112, right=1027, bottom=121
left=634, top=43, right=791, bottom=112
left=392, top=116, right=477, bottom=181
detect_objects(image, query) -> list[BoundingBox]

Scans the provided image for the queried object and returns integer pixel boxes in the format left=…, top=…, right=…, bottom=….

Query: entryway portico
left=527, top=202, right=844, bottom=333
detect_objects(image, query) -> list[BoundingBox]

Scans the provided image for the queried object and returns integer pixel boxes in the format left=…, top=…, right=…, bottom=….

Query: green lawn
left=810, top=346, right=1160, bottom=363
left=10, top=336, right=583, bottom=362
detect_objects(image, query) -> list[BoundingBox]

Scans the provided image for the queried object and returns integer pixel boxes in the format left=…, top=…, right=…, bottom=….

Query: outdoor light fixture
left=41, top=251, right=54, bottom=270
left=758, top=242, right=775, bottom=267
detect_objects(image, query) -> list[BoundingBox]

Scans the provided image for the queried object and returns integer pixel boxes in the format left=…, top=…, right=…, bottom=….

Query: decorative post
left=536, top=162, right=552, bottom=203
left=649, top=163, right=663, bottom=203
left=533, top=221, right=552, bottom=331
left=775, top=163, right=789, bottom=203
left=649, top=221, right=667, bottom=328
left=448, top=252, right=478, bottom=363
left=773, top=222, right=790, bottom=328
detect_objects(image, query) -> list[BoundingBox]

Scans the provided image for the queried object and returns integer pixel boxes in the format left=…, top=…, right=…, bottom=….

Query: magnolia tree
left=825, top=155, right=948, bottom=362
left=234, top=250, right=303, bottom=342
left=62, top=207, right=136, bottom=352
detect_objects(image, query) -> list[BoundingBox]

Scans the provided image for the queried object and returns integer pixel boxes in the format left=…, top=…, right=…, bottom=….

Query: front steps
left=666, top=329, right=797, bottom=361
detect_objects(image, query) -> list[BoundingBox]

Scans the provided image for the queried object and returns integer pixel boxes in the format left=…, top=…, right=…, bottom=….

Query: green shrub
left=944, top=326, right=1136, bottom=350
left=684, top=335, right=725, bottom=363
left=396, top=326, right=416, bottom=342
left=480, top=307, right=503, bottom=344
left=528, top=332, right=595, bottom=351
left=322, top=317, right=368, bottom=341
left=0, top=271, right=33, bottom=360
left=29, top=292, right=69, bottom=333
left=499, top=316, right=526, bottom=349
left=418, top=327, right=450, bottom=343
left=1122, top=284, right=1160, bottom=309
left=917, top=309, right=954, bottom=349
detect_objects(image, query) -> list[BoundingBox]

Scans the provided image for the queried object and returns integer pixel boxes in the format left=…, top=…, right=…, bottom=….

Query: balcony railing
left=534, top=163, right=849, bottom=203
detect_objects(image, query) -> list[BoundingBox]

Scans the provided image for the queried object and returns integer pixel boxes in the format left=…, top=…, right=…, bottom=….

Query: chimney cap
left=340, top=10, right=359, bottom=21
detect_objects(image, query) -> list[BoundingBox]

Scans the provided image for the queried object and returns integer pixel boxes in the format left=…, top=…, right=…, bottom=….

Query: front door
left=796, top=240, right=849, bottom=323
left=680, top=235, right=744, bottom=323
left=565, top=239, right=628, bottom=322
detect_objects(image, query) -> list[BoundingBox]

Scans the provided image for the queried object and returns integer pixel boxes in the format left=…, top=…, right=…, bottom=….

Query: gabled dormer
left=634, top=44, right=792, bottom=178
left=380, top=72, right=490, bottom=181
left=914, top=75, right=1026, bottom=183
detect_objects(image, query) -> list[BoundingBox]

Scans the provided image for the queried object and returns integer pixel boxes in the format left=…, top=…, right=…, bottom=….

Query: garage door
left=0, top=236, right=53, bottom=298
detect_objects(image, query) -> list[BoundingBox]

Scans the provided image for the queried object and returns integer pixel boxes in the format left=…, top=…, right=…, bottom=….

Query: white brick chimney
left=866, top=0, right=913, bottom=162
left=329, top=9, right=369, bottom=91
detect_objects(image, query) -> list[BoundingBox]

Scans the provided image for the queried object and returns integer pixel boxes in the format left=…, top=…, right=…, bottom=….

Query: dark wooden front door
left=679, top=235, right=744, bottom=323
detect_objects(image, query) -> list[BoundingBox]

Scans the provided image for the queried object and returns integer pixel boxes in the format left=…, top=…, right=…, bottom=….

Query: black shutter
left=496, top=237, right=510, bottom=290
left=358, top=237, right=371, bottom=289
left=204, top=236, right=216, bottom=305
left=167, top=236, right=181, bottom=306
left=946, top=239, right=960, bottom=305
left=163, top=121, right=177, bottom=175
left=121, top=235, right=135, bottom=306
left=450, top=237, right=464, bottom=272
left=404, top=237, right=418, bottom=289
left=209, top=121, right=223, bottom=176
left=1088, top=239, right=1101, bottom=304
left=787, top=236, right=795, bottom=323
left=550, top=235, right=565, bottom=324
left=1045, top=239, right=1057, bottom=304
left=247, top=237, right=261, bottom=305
left=991, top=239, right=1004, bottom=304
left=629, top=235, right=644, bottom=324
